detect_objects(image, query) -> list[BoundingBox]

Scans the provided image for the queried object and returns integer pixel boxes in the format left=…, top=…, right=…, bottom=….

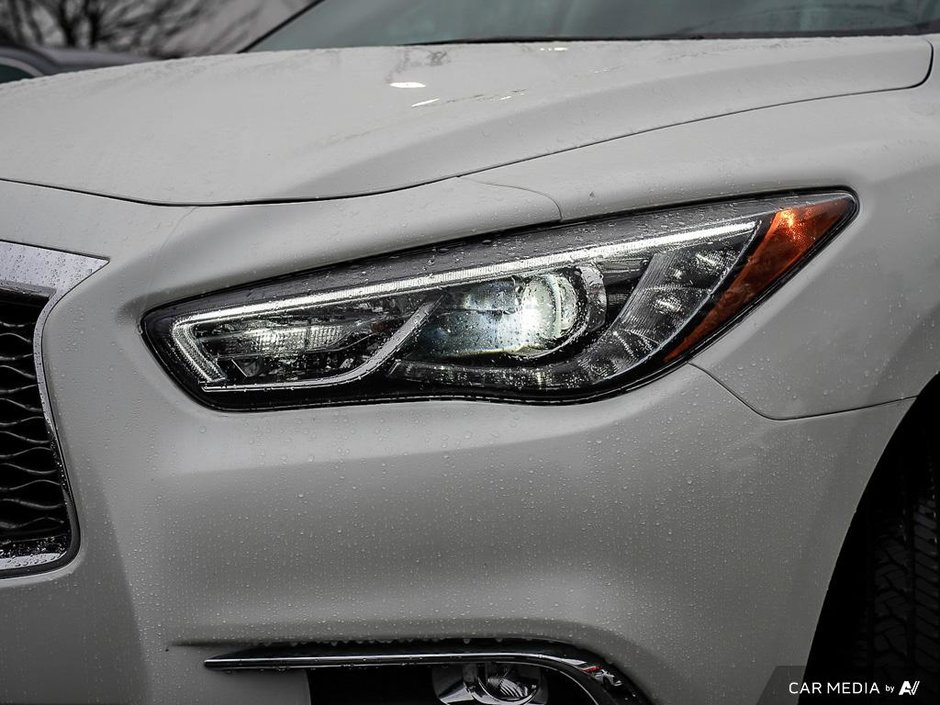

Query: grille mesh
left=0, top=293, right=69, bottom=559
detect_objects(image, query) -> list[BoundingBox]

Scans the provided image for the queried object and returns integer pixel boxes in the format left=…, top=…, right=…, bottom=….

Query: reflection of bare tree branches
left=182, top=0, right=314, bottom=55
left=0, top=0, right=282, bottom=57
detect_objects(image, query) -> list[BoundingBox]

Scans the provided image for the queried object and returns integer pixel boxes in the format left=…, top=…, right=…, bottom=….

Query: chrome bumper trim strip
left=205, top=640, right=649, bottom=704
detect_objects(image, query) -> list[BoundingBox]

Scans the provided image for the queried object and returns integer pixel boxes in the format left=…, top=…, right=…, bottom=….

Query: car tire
left=803, top=397, right=940, bottom=702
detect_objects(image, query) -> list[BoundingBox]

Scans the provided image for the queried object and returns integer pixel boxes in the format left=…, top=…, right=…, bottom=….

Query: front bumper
left=0, top=180, right=911, bottom=705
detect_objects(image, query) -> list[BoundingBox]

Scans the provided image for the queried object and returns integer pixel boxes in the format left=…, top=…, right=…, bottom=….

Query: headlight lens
left=144, top=192, right=855, bottom=409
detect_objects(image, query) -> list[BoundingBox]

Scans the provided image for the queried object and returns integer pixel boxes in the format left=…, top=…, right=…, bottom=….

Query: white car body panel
left=0, top=37, right=930, bottom=204
left=0, top=35, right=939, bottom=705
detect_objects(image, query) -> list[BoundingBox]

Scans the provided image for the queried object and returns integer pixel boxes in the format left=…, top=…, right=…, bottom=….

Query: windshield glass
left=252, top=0, right=940, bottom=50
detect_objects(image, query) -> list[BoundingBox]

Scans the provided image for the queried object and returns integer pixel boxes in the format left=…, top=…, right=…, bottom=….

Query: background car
left=0, top=43, right=145, bottom=83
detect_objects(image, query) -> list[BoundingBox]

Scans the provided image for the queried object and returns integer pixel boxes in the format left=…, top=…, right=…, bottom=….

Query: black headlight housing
left=144, top=191, right=856, bottom=411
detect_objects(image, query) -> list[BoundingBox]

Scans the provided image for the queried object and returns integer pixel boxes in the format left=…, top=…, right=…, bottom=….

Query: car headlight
left=144, top=192, right=855, bottom=410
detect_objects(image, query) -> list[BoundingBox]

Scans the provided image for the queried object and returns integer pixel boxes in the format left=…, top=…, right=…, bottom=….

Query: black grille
left=0, top=293, right=69, bottom=560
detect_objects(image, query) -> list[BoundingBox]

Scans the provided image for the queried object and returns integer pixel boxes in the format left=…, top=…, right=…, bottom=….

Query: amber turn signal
left=667, top=195, right=856, bottom=360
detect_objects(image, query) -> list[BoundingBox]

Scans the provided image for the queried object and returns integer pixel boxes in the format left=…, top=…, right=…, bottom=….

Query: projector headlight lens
left=144, top=192, right=855, bottom=409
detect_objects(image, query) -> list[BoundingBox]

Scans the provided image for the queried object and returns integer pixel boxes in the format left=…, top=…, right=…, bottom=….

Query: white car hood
left=0, top=38, right=930, bottom=205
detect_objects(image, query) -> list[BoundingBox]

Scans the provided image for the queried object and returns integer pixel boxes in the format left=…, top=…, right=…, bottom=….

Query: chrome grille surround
left=0, top=241, right=106, bottom=575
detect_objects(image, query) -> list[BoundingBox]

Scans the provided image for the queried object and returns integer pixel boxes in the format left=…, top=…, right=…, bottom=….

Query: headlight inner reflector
left=144, top=192, right=856, bottom=409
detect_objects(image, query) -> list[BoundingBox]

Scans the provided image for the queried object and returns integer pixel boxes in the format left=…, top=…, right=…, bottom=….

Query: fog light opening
left=433, top=663, right=549, bottom=705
